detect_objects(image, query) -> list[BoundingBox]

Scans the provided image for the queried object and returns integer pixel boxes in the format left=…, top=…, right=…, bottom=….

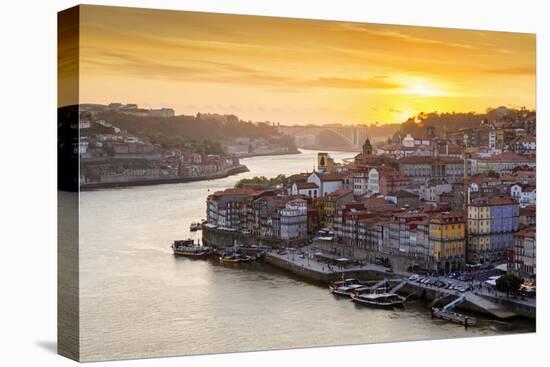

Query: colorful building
left=467, top=197, right=519, bottom=264
left=429, top=212, right=466, bottom=273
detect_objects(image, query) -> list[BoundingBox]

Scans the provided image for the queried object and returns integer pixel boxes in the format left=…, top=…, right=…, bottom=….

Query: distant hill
left=392, top=107, right=535, bottom=140
left=92, top=110, right=297, bottom=153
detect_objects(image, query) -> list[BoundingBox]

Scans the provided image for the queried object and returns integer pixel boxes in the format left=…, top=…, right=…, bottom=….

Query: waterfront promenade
left=265, top=245, right=534, bottom=319
left=266, top=246, right=390, bottom=280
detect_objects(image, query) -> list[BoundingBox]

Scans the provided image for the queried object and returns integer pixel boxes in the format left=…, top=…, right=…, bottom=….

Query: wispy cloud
left=484, top=65, right=536, bottom=75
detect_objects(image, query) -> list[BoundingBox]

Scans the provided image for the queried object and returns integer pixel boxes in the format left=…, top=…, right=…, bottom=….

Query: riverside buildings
left=205, top=115, right=535, bottom=276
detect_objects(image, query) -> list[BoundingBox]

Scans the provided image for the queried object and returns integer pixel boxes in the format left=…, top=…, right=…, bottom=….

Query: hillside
left=93, top=111, right=297, bottom=153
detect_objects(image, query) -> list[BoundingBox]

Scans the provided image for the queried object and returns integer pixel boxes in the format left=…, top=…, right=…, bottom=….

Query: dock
left=253, top=247, right=530, bottom=321
left=431, top=296, right=477, bottom=328
left=432, top=307, right=477, bottom=327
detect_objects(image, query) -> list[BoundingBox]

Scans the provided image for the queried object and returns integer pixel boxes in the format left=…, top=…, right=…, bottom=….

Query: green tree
left=235, top=174, right=287, bottom=188
left=496, top=274, right=522, bottom=293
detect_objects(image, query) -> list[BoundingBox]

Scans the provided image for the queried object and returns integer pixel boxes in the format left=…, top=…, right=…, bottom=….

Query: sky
left=67, top=5, right=536, bottom=125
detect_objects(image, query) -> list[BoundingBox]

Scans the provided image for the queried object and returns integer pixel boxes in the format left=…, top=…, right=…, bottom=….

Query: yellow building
left=429, top=211, right=466, bottom=273
left=316, top=188, right=353, bottom=228
left=468, top=204, right=491, bottom=234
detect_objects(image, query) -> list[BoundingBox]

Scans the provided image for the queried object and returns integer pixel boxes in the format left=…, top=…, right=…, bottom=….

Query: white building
left=402, top=134, right=415, bottom=148
left=352, top=170, right=368, bottom=196
left=510, top=184, right=522, bottom=200
left=289, top=182, right=319, bottom=198
left=421, top=182, right=453, bottom=202
left=519, top=187, right=536, bottom=208
left=307, top=172, right=343, bottom=196
left=279, top=199, right=308, bottom=240
left=489, top=130, right=497, bottom=149
left=367, top=168, right=380, bottom=194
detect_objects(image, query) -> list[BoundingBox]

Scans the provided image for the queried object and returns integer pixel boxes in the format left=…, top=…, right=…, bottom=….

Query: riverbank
left=299, top=145, right=359, bottom=153
left=265, top=248, right=534, bottom=320
left=80, top=164, right=249, bottom=190
left=202, top=225, right=535, bottom=320
left=234, top=149, right=301, bottom=158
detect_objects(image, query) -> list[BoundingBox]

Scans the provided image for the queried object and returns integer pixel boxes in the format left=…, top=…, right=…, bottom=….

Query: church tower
left=362, top=138, right=373, bottom=156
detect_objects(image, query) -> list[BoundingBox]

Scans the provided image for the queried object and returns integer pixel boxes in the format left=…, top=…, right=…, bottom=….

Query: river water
left=79, top=149, right=534, bottom=362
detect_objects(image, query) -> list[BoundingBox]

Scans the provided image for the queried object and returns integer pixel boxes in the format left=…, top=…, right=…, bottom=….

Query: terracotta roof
left=211, top=188, right=261, bottom=197
left=489, top=197, right=517, bottom=206
left=327, top=188, right=353, bottom=198
left=287, top=173, right=309, bottom=182
left=379, top=169, right=405, bottom=179
left=514, top=227, right=536, bottom=239
left=429, top=211, right=464, bottom=223
left=481, top=151, right=535, bottom=162
left=362, top=198, right=388, bottom=207
left=398, top=156, right=434, bottom=164
left=499, top=175, right=519, bottom=182
left=318, top=172, right=345, bottom=181
left=437, top=145, right=463, bottom=154
left=515, top=135, right=536, bottom=143
left=295, top=182, right=319, bottom=189
left=523, top=186, right=536, bottom=192
left=469, top=175, right=499, bottom=185
left=438, top=156, right=463, bottom=163
left=409, top=220, right=429, bottom=225
left=389, top=190, right=418, bottom=198
left=520, top=205, right=536, bottom=215
left=516, top=171, right=536, bottom=177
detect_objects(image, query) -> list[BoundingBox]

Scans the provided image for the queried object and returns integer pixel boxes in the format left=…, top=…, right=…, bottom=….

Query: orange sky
left=70, top=5, right=536, bottom=124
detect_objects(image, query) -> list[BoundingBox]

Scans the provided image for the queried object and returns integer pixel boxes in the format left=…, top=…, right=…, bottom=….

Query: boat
left=219, top=253, right=254, bottom=263
left=171, top=239, right=212, bottom=258
left=350, top=292, right=406, bottom=308
left=328, top=278, right=361, bottom=291
left=331, top=283, right=365, bottom=297
left=189, top=222, right=201, bottom=232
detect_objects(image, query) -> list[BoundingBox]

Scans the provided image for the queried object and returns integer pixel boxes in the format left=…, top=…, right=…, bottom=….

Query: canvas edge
left=57, top=4, right=81, bottom=362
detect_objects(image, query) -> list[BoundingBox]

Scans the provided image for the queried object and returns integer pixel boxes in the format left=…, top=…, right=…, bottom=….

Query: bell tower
left=362, top=138, right=373, bottom=156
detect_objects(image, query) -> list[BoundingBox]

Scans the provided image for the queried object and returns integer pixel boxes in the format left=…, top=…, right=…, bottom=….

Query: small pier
left=389, top=280, right=408, bottom=293
left=432, top=296, right=477, bottom=328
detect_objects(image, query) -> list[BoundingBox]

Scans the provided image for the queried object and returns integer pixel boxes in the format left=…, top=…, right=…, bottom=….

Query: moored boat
left=350, top=292, right=406, bottom=308
left=189, top=222, right=201, bottom=231
left=331, top=283, right=365, bottom=297
left=329, top=278, right=360, bottom=291
left=219, top=253, right=254, bottom=263
left=171, top=239, right=212, bottom=258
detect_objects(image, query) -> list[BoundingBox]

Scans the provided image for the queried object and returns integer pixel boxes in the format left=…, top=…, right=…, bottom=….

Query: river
left=79, top=149, right=534, bottom=362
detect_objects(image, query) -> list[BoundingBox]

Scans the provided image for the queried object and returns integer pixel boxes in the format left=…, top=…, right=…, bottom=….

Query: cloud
left=309, top=77, right=403, bottom=90
left=484, top=65, right=536, bottom=75
left=82, top=49, right=403, bottom=91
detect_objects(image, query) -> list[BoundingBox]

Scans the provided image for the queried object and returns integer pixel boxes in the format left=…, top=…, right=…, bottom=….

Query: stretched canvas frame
left=58, top=4, right=536, bottom=362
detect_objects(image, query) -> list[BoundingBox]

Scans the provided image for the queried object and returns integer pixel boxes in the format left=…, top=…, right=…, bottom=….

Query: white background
left=0, top=0, right=547, bottom=366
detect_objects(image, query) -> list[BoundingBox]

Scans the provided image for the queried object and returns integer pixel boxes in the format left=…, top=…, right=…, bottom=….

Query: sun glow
left=397, top=77, right=446, bottom=96
left=72, top=6, right=536, bottom=125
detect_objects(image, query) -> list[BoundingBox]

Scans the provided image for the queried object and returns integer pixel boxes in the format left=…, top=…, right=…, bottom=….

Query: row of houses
left=206, top=171, right=534, bottom=276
